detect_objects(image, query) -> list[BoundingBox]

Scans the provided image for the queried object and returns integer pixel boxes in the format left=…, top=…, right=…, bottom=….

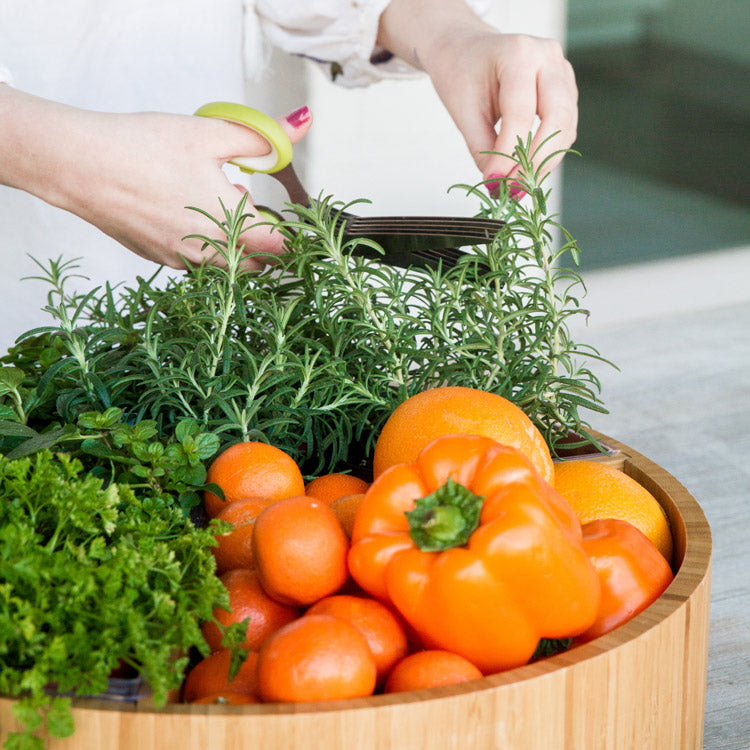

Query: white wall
left=246, top=2, right=567, bottom=219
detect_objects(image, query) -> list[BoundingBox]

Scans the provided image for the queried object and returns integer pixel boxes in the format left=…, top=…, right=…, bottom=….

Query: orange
left=181, top=649, right=259, bottom=703
left=190, top=692, right=258, bottom=705
left=328, top=492, right=367, bottom=537
left=383, top=650, right=483, bottom=693
left=256, top=614, right=377, bottom=702
left=553, top=460, right=673, bottom=563
left=252, top=495, right=349, bottom=607
left=305, top=594, right=409, bottom=685
left=372, top=386, right=554, bottom=484
left=201, top=569, right=299, bottom=653
left=305, top=473, right=370, bottom=505
left=212, top=496, right=269, bottom=573
left=204, top=441, right=305, bottom=518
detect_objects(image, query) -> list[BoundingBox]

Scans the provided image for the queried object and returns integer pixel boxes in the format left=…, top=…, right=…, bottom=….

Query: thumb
left=209, top=106, right=312, bottom=162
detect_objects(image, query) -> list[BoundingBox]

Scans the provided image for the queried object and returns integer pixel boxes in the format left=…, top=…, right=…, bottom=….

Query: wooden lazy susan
left=0, top=434, right=712, bottom=749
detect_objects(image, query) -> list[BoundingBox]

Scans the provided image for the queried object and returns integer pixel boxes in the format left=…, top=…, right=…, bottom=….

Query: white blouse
left=247, top=0, right=488, bottom=87
left=0, top=0, right=489, bottom=350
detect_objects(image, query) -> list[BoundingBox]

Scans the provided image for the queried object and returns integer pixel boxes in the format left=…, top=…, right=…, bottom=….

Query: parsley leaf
left=0, top=450, right=227, bottom=748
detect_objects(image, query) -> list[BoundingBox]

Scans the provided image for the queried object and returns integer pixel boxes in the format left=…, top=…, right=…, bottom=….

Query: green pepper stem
left=422, top=505, right=467, bottom=541
left=405, top=478, right=483, bottom=552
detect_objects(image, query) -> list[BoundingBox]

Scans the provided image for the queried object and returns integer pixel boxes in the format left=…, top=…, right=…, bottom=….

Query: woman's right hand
left=0, top=85, right=312, bottom=270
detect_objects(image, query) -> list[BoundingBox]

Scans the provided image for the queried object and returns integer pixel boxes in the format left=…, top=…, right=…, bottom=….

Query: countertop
left=569, top=294, right=750, bottom=749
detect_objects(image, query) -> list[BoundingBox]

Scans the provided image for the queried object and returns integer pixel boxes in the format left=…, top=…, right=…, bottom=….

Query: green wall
left=649, top=0, right=750, bottom=65
left=569, top=0, right=750, bottom=65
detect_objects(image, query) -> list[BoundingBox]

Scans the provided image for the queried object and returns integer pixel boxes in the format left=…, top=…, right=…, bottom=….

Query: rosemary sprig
left=0, top=138, right=613, bottom=477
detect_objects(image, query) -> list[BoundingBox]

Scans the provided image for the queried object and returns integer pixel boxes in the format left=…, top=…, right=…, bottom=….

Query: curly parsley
left=0, top=451, right=227, bottom=749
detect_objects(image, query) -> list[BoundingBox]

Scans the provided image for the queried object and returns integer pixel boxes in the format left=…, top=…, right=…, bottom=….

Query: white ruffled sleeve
left=0, top=64, right=13, bottom=85
left=244, top=0, right=491, bottom=88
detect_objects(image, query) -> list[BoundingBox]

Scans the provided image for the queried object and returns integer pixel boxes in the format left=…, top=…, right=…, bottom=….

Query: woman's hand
left=0, top=85, right=312, bottom=269
left=377, top=0, right=577, bottom=191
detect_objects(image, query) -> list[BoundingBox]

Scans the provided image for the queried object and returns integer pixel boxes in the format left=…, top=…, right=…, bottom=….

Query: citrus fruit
left=201, top=568, right=299, bottom=653
left=252, top=495, right=349, bottom=606
left=372, top=386, right=553, bottom=484
left=305, top=594, right=409, bottom=685
left=553, top=460, right=673, bottom=563
left=305, top=473, right=370, bottom=504
left=212, top=496, right=269, bottom=573
left=204, top=441, right=305, bottom=518
left=256, top=614, right=377, bottom=702
left=328, top=492, right=367, bottom=537
left=181, top=649, right=259, bottom=703
left=190, top=692, right=259, bottom=705
left=383, top=650, right=483, bottom=693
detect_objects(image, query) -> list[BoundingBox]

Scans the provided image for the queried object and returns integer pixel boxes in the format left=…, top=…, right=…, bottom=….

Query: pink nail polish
left=509, top=185, right=526, bottom=201
left=286, top=106, right=311, bottom=128
left=485, top=173, right=504, bottom=198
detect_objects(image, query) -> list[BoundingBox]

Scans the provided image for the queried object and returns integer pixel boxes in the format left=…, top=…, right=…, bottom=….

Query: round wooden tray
left=0, top=435, right=712, bottom=749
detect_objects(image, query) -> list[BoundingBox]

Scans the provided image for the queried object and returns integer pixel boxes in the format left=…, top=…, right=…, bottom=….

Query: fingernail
left=485, top=173, right=504, bottom=198
left=286, top=106, right=311, bottom=128
left=509, top=185, right=526, bottom=201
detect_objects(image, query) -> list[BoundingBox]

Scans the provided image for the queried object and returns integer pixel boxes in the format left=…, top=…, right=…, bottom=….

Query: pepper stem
left=405, top=478, right=483, bottom=552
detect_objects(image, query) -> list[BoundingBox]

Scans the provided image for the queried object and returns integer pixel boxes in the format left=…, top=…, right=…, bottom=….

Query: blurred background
left=565, top=0, right=750, bottom=270
left=248, top=0, right=750, bottom=328
left=565, top=0, right=750, bottom=327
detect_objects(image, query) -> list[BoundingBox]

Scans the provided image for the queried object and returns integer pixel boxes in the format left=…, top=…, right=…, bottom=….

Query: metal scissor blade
left=340, top=216, right=504, bottom=237
left=339, top=215, right=503, bottom=269
left=342, top=229, right=496, bottom=269
left=271, top=167, right=503, bottom=269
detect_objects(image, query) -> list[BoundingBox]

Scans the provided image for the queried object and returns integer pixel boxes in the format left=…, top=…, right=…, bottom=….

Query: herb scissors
left=195, top=102, right=504, bottom=269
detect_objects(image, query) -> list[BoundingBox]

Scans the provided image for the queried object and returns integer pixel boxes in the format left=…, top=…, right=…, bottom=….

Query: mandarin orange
left=305, top=473, right=370, bottom=505
left=252, top=495, right=349, bottom=607
left=190, top=692, right=258, bottom=705
left=182, top=649, right=259, bottom=703
left=212, top=496, right=269, bottom=573
left=384, top=650, right=483, bottom=693
left=256, top=614, right=377, bottom=702
left=201, top=569, right=299, bottom=653
left=204, top=441, right=305, bottom=518
left=328, top=492, right=367, bottom=538
left=305, top=594, right=409, bottom=685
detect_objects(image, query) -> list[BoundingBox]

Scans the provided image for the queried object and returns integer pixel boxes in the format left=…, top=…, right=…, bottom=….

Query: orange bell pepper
left=575, top=518, right=674, bottom=644
left=348, top=434, right=600, bottom=674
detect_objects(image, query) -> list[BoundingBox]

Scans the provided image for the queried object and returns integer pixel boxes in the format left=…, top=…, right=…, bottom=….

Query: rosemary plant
left=0, top=138, right=611, bottom=478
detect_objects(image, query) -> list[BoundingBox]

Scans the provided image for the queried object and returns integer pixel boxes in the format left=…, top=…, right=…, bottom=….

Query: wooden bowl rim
left=64, top=433, right=713, bottom=717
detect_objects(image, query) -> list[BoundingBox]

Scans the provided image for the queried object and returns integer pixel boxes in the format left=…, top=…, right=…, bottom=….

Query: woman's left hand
left=378, top=0, right=578, bottom=191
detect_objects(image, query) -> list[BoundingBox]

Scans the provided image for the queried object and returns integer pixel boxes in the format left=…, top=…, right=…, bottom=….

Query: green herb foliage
left=0, top=138, right=611, bottom=475
left=0, top=403, right=221, bottom=515
left=0, top=450, right=228, bottom=749
left=532, top=637, right=573, bottom=660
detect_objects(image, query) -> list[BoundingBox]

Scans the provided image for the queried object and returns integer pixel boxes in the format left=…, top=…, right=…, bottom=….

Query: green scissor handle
left=194, top=101, right=293, bottom=175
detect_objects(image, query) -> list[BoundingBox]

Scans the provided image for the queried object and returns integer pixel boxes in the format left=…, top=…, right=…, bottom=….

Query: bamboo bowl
left=0, top=435, right=712, bottom=749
